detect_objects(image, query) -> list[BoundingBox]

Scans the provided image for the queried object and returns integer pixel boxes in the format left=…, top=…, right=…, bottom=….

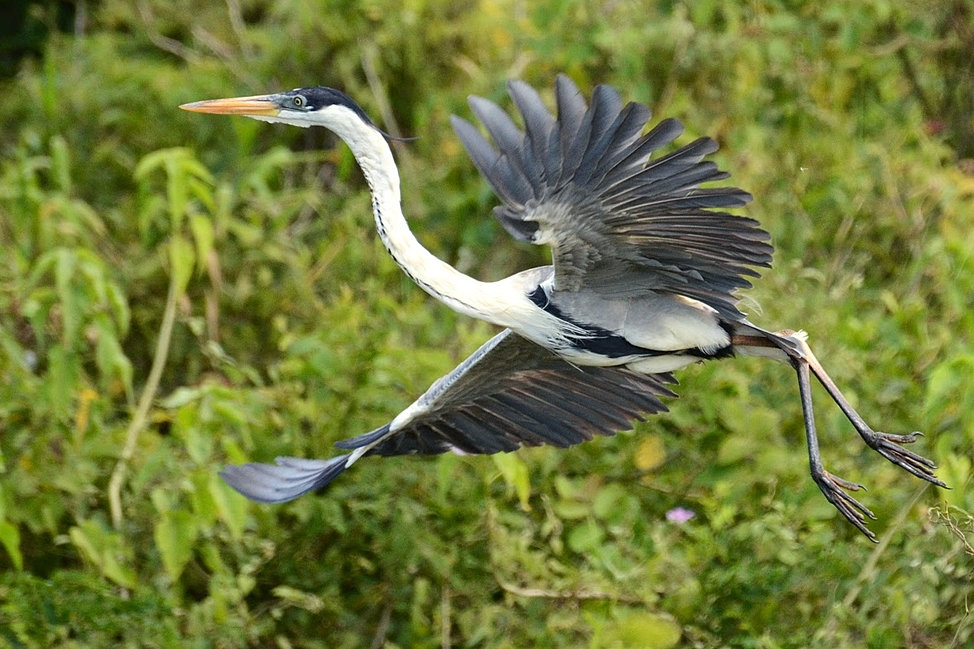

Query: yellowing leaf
left=634, top=435, right=666, bottom=472
left=608, top=611, right=682, bottom=649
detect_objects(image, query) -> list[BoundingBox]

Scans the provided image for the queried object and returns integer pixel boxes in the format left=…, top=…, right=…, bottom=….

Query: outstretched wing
left=450, top=74, right=773, bottom=319
left=220, top=329, right=677, bottom=503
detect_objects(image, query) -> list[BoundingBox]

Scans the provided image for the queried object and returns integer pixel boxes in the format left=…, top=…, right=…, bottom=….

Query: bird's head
left=181, top=86, right=380, bottom=139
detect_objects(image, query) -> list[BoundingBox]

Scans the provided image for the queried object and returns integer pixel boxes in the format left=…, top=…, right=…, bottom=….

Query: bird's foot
left=813, top=470, right=878, bottom=542
left=859, top=429, right=947, bottom=488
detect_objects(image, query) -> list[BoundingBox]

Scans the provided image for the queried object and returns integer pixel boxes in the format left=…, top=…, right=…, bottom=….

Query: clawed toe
left=874, top=430, right=922, bottom=444
left=865, top=430, right=947, bottom=488
left=815, top=471, right=878, bottom=542
left=825, top=473, right=866, bottom=493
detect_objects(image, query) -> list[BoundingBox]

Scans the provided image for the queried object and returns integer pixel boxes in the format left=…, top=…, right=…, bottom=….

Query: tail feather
left=219, top=455, right=350, bottom=503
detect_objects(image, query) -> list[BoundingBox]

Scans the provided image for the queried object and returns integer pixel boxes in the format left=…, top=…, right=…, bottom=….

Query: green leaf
left=187, top=471, right=218, bottom=526
left=165, top=153, right=188, bottom=230
left=159, top=386, right=203, bottom=409
left=105, top=281, right=131, bottom=336
left=154, top=510, right=198, bottom=580
left=99, top=550, right=138, bottom=589
left=176, top=409, right=214, bottom=465
left=43, top=344, right=81, bottom=420
left=592, top=483, right=631, bottom=522
left=937, top=454, right=972, bottom=509
left=169, top=234, right=195, bottom=294
left=491, top=453, right=532, bottom=509
left=134, top=148, right=174, bottom=181
left=0, top=520, right=23, bottom=570
left=53, top=248, right=79, bottom=344
left=49, top=135, right=71, bottom=194
left=188, top=213, right=215, bottom=273
left=188, top=176, right=217, bottom=214
left=924, top=354, right=974, bottom=424
left=134, top=148, right=214, bottom=232
left=566, top=517, right=604, bottom=554
left=272, top=585, right=325, bottom=613
left=210, top=472, right=248, bottom=540
left=180, top=154, right=215, bottom=183
left=606, top=611, right=682, bottom=649
left=68, top=520, right=137, bottom=588
left=94, top=317, right=134, bottom=400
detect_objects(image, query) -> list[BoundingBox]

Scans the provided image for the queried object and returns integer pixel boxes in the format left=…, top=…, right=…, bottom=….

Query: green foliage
left=1, top=0, right=972, bottom=647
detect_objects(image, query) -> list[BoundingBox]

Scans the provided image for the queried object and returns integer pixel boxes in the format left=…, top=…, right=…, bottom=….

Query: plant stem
left=108, top=271, right=180, bottom=529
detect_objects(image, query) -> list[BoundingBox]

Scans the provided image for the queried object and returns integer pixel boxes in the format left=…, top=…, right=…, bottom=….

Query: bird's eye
left=291, top=96, right=306, bottom=109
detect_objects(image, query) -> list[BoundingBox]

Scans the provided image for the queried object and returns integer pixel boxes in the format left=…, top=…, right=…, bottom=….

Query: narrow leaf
left=169, top=234, right=195, bottom=294
left=0, top=520, right=23, bottom=571
left=154, top=510, right=198, bottom=580
left=188, top=213, right=215, bottom=273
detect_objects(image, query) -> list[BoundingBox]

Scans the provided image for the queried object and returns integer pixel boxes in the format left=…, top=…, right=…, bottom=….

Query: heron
left=181, top=75, right=943, bottom=540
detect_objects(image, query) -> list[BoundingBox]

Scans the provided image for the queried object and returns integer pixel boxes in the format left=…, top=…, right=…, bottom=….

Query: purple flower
left=665, top=507, right=696, bottom=524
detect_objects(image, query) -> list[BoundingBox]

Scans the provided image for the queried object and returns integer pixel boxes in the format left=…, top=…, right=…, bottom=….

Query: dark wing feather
left=219, top=456, right=350, bottom=504
left=452, top=74, right=773, bottom=319
left=220, top=330, right=676, bottom=503
left=341, top=329, right=676, bottom=456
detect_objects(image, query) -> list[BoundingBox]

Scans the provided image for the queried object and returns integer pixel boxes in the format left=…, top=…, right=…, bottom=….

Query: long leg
left=791, top=335, right=945, bottom=488
left=794, top=356, right=878, bottom=541
left=733, top=326, right=945, bottom=538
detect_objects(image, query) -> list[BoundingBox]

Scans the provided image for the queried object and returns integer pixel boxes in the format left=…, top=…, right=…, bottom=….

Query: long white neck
left=326, top=108, right=513, bottom=323
left=297, top=104, right=582, bottom=349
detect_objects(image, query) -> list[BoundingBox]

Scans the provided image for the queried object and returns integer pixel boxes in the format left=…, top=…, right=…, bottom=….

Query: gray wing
left=220, top=329, right=677, bottom=503
left=450, top=74, right=773, bottom=320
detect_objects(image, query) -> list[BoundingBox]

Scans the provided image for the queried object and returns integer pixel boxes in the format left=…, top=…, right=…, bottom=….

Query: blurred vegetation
left=1, top=0, right=973, bottom=647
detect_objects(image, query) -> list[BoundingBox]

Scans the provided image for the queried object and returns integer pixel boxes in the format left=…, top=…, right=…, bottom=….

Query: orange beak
left=179, top=94, right=280, bottom=117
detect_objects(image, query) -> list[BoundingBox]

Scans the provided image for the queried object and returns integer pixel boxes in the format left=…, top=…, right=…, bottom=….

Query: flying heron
left=181, top=75, right=943, bottom=540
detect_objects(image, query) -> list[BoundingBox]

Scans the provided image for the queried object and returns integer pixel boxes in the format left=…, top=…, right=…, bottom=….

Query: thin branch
left=495, top=578, right=646, bottom=604
left=189, top=26, right=259, bottom=87
left=441, top=584, right=452, bottom=649
left=137, top=0, right=197, bottom=64
left=204, top=249, right=222, bottom=343
left=224, top=0, right=254, bottom=60
left=930, top=505, right=974, bottom=556
left=108, top=271, right=180, bottom=529
left=820, top=483, right=931, bottom=640
left=369, top=600, right=393, bottom=649
left=844, top=484, right=930, bottom=607
left=360, top=42, right=404, bottom=140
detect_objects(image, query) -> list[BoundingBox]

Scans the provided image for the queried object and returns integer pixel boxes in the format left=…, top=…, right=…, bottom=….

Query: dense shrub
left=1, top=1, right=971, bottom=647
